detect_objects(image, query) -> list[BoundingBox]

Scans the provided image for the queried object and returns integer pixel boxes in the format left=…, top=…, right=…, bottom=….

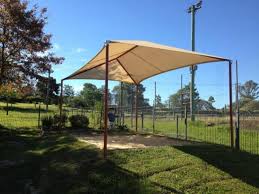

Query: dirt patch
left=74, top=132, right=197, bottom=150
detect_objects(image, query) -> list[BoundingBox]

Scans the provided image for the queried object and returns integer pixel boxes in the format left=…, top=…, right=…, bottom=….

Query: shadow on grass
left=175, top=144, right=259, bottom=189
left=0, top=128, right=159, bottom=194
left=1, top=106, right=54, bottom=114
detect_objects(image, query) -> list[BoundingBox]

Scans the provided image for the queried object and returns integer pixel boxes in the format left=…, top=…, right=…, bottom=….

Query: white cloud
left=75, top=48, right=87, bottom=53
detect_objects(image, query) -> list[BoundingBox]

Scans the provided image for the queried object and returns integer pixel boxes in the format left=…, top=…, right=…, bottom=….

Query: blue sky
left=31, top=0, right=259, bottom=108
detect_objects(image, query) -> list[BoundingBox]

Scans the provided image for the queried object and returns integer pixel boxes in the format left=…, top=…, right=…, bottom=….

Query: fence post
left=100, top=104, right=103, bottom=129
left=122, top=112, right=125, bottom=125
left=6, top=100, right=9, bottom=115
left=176, top=115, right=179, bottom=138
left=38, top=103, right=41, bottom=129
left=141, top=112, right=144, bottom=130
left=185, top=104, right=187, bottom=140
left=131, top=90, right=134, bottom=128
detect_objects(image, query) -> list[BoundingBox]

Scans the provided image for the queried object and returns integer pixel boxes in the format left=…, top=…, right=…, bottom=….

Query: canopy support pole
left=235, top=60, right=240, bottom=150
left=59, top=79, right=64, bottom=129
left=228, top=60, right=234, bottom=149
left=135, top=84, right=139, bottom=132
left=103, top=41, right=109, bottom=159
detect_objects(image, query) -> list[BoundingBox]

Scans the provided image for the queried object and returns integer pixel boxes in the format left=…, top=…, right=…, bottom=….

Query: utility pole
left=188, top=0, right=202, bottom=121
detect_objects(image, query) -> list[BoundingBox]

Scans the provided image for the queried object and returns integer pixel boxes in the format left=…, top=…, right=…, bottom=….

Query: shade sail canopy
left=64, top=40, right=228, bottom=84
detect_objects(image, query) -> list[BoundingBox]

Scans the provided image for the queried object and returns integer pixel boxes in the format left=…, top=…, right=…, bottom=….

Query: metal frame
left=59, top=41, right=235, bottom=158
left=135, top=84, right=139, bottom=132
left=228, top=60, right=234, bottom=149
left=103, top=41, right=109, bottom=158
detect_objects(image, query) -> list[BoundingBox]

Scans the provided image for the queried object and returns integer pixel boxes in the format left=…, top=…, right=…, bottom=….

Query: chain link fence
left=0, top=102, right=99, bottom=129
left=122, top=105, right=259, bottom=155
left=0, top=102, right=258, bottom=155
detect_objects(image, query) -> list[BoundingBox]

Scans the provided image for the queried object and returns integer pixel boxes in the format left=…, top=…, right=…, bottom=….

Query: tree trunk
left=0, top=26, right=6, bottom=86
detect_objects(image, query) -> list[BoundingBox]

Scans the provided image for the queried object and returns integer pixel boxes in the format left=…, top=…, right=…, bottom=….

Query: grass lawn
left=0, top=102, right=258, bottom=154
left=0, top=102, right=59, bottom=129
left=124, top=116, right=259, bottom=155
left=0, top=102, right=99, bottom=129
left=0, top=127, right=259, bottom=193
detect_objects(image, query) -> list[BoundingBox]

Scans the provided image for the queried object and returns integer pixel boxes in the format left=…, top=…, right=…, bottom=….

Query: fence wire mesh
left=0, top=102, right=258, bottom=155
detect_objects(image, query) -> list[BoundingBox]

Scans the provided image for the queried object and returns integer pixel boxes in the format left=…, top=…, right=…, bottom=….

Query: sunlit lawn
left=0, top=127, right=259, bottom=193
left=0, top=102, right=258, bottom=155
left=124, top=115, right=259, bottom=155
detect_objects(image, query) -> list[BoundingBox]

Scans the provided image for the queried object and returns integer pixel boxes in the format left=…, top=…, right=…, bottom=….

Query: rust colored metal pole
left=152, top=81, right=156, bottom=133
left=59, top=79, right=64, bottom=129
left=229, top=60, right=234, bottom=149
left=131, top=87, right=134, bottom=128
left=103, top=41, right=109, bottom=159
left=135, top=84, right=139, bottom=132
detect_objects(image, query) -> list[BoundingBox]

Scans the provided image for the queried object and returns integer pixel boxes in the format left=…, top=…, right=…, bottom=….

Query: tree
left=36, top=77, right=60, bottom=104
left=69, top=83, right=112, bottom=109
left=155, top=94, right=165, bottom=109
left=64, top=85, right=74, bottom=97
left=0, top=83, right=21, bottom=114
left=70, top=95, right=85, bottom=108
left=240, top=100, right=259, bottom=112
left=239, top=80, right=259, bottom=101
left=112, top=83, right=135, bottom=107
left=0, top=81, right=36, bottom=103
left=0, top=82, right=20, bottom=102
left=63, top=84, right=74, bottom=104
left=79, top=83, right=103, bottom=108
left=196, top=99, right=215, bottom=111
left=0, top=0, right=64, bottom=86
left=168, top=84, right=199, bottom=111
left=208, top=96, right=215, bottom=105
left=112, top=83, right=150, bottom=108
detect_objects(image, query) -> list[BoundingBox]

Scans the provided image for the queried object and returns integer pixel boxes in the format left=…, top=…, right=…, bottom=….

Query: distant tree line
left=34, top=79, right=258, bottom=115
left=63, top=82, right=150, bottom=110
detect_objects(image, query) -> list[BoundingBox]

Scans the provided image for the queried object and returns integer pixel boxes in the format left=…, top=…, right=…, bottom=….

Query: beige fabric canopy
left=61, top=40, right=234, bottom=158
left=64, top=40, right=228, bottom=84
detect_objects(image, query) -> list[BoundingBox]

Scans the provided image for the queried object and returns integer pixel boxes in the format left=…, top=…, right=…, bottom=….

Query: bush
left=117, top=124, right=129, bottom=131
left=41, top=113, right=68, bottom=130
left=41, top=116, right=54, bottom=130
left=69, top=115, right=89, bottom=129
left=53, top=113, right=68, bottom=128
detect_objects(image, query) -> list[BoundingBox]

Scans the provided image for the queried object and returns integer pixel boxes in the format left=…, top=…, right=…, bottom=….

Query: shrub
left=41, top=113, right=68, bottom=130
left=69, top=115, right=89, bottom=129
left=53, top=113, right=68, bottom=128
left=117, top=124, right=129, bottom=131
left=41, top=116, right=54, bottom=130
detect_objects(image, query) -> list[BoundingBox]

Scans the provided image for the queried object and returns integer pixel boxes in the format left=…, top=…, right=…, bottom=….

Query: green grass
left=0, top=102, right=99, bottom=129
left=124, top=115, right=259, bottom=155
left=0, top=102, right=258, bottom=155
left=0, top=102, right=59, bottom=129
left=1, top=127, right=259, bottom=193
